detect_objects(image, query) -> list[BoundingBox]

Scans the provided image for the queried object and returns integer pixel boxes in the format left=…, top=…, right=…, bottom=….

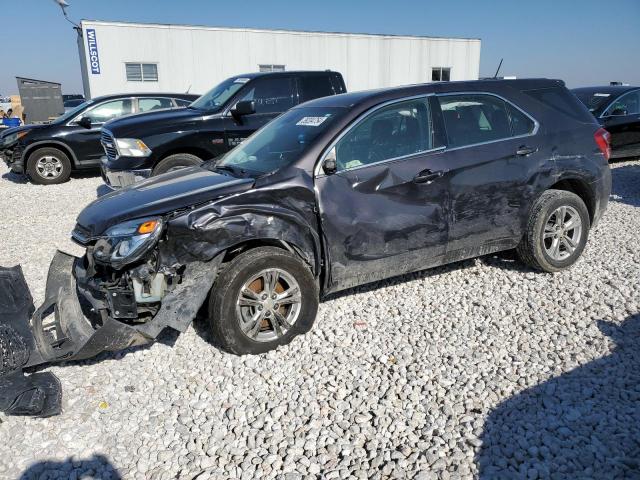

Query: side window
left=605, top=90, right=640, bottom=116
left=83, top=99, right=132, bottom=124
left=438, top=94, right=512, bottom=148
left=506, top=103, right=535, bottom=136
left=299, top=75, right=335, bottom=103
left=237, top=77, right=295, bottom=114
left=174, top=98, right=192, bottom=107
left=335, top=98, right=431, bottom=171
left=138, top=97, right=174, bottom=113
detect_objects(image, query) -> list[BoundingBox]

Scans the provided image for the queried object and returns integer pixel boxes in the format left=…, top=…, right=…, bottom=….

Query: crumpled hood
left=104, top=107, right=216, bottom=137
left=77, top=166, right=254, bottom=235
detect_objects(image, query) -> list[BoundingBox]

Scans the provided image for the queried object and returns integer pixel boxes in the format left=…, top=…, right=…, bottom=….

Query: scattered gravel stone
left=0, top=160, right=639, bottom=479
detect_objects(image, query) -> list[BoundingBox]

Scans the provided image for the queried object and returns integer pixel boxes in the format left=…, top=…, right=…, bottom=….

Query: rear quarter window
left=523, top=87, right=594, bottom=123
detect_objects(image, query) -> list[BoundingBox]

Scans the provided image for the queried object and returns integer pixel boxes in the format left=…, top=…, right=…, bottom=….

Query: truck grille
left=101, top=129, right=119, bottom=160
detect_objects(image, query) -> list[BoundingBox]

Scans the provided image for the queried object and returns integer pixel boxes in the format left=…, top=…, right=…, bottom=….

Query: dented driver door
left=315, top=97, right=450, bottom=293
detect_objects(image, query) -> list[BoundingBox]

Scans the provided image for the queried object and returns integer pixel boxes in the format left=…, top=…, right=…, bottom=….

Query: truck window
left=299, top=75, right=336, bottom=103
left=236, top=77, right=295, bottom=114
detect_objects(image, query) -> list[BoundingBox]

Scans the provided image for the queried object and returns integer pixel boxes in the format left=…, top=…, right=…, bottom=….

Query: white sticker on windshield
left=296, top=115, right=330, bottom=127
left=594, top=93, right=610, bottom=97
left=234, top=77, right=250, bottom=84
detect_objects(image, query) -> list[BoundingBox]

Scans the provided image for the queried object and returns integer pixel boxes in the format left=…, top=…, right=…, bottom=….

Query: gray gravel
left=0, top=160, right=639, bottom=480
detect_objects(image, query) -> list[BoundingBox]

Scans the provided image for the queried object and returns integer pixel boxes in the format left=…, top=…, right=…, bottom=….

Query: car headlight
left=116, top=138, right=152, bottom=157
left=93, top=217, right=163, bottom=268
left=1, top=131, right=29, bottom=146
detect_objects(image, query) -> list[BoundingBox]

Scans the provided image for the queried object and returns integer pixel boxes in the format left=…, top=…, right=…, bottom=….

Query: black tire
left=26, top=147, right=72, bottom=185
left=516, top=189, right=590, bottom=272
left=208, top=247, right=319, bottom=355
left=153, top=153, right=202, bottom=175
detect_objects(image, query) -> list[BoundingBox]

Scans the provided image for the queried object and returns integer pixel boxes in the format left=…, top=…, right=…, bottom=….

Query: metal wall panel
left=79, top=21, right=481, bottom=98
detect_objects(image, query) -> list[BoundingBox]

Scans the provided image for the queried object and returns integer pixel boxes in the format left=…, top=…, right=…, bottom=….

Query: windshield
left=573, top=91, right=612, bottom=114
left=211, top=106, right=346, bottom=175
left=53, top=100, right=93, bottom=124
left=190, top=77, right=249, bottom=111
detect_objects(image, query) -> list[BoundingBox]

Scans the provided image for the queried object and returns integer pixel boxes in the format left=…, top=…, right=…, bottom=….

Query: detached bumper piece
left=0, top=251, right=221, bottom=417
left=0, top=266, right=61, bottom=417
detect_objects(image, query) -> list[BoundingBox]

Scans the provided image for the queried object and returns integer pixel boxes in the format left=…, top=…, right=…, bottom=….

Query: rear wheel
left=153, top=153, right=202, bottom=175
left=208, top=247, right=318, bottom=355
left=26, top=147, right=72, bottom=185
left=516, top=189, right=590, bottom=272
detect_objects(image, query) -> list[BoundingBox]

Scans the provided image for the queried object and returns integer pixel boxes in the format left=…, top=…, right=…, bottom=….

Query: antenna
left=186, top=84, right=192, bottom=94
left=493, top=58, right=504, bottom=79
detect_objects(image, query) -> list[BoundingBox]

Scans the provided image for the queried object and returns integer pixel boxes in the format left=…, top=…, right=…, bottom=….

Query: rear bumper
left=100, top=157, right=151, bottom=188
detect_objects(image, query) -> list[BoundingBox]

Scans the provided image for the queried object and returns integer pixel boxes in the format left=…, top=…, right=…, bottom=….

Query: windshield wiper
left=213, top=165, right=241, bottom=176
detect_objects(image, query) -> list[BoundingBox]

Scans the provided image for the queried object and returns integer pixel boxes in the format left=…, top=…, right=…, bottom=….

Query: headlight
left=2, top=131, right=29, bottom=146
left=115, top=138, right=152, bottom=157
left=93, top=217, right=163, bottom=268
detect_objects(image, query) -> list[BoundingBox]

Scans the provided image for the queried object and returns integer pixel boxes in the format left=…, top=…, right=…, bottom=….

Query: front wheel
left=208, top=247, right=319, bottom=355
left=26, top=147, right=72, bottom=185
left=516, top=189, right=590, bottom=272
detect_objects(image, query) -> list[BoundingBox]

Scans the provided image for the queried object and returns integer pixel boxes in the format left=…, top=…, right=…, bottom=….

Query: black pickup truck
left=100, top=70, right=346, bottom=188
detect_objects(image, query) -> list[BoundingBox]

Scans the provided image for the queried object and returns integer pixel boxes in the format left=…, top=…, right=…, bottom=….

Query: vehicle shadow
left=17, top=454, right=122, bottom=479
left=1, top=169, right=101, bottom=185
left=1, top=170, right=29, bottom=184
left=610, top=163, right=640, bottom=207
left=476, top=313, right=640, bottom=479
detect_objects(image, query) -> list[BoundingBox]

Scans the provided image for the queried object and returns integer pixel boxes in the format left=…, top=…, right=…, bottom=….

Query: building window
left=258, top=64, right=286, bottom=73
left=431, top=67, right=451, bottom=82
left=125, top=63, right=159, bottom=82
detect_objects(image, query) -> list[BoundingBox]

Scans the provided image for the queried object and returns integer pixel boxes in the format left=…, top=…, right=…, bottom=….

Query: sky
left=1, top=0, right=639, bottom=94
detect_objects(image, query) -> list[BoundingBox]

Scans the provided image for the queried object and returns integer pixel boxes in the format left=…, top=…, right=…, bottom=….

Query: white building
left=77, top=20, right=481, bottom=99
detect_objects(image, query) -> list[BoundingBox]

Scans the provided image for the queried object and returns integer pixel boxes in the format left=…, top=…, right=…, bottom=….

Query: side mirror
left=77, top=117, right=92, bottom=129
left=230, top=100, right=256, bottom=123
left=322, top=147, right=337, bottom=175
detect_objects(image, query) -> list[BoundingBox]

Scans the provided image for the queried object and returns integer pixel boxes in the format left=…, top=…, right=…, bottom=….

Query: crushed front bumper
left=0, top=145, right=24, bottom=173
left=0, top=250, right=221, bottom=417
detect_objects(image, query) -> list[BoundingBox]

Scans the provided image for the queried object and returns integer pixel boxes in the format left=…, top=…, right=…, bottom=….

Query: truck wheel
left=516, top=189, right=590, bottom=272
left=26, top=147, right=72, bottom=185
left=208, top=247, right=319, bottom=355
left=153, top=153, right=202, bottom=175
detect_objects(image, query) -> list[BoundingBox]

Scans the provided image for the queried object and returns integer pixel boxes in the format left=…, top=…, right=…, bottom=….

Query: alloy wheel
left=236, top=268, right=302, bottom=342
left=543, top=205, right=583, bottom=261
left=35, top=156, right=64, bottom=179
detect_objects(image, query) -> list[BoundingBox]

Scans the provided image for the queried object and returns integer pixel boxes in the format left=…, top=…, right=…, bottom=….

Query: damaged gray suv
left=1, top=79, right=611, bottom=416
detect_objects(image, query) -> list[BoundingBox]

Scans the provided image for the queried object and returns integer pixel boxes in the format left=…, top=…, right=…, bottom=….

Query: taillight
left=594, top=127, right=611, bottom=161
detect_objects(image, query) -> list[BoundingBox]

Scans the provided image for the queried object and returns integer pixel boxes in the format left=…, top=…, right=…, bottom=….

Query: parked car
left=572, top=85, right=640, bottom=160
left=8, top=78, right=611, bottom=382
left=0, top=93, right=199, bottom=184
left=100, top=70, right=346, bottom=188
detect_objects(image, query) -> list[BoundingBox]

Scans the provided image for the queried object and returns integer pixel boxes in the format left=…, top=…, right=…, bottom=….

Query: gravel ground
left=0, top=160, right=638, bottom=480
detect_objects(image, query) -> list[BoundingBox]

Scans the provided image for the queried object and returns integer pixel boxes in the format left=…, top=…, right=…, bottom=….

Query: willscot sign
left=86, top=29, right=101, bottom=74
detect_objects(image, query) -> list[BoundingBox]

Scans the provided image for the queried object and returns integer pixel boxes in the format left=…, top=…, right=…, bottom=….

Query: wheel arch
left=154, top=147, right=213, bottom=168
left=23, top=141, right=79, bottom=168
left=547, top=177, right=596, bottom=223
left=220, top=238, right=319, bottom=276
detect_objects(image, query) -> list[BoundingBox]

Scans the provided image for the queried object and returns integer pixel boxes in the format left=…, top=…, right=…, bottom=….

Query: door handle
left=413, top=169, right=444, bottom=184
left=516, top=145, right=538, bottom=156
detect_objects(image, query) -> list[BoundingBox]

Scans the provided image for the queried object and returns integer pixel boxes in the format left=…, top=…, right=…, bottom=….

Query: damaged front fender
left=0, top=250, right=222, bottom=417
